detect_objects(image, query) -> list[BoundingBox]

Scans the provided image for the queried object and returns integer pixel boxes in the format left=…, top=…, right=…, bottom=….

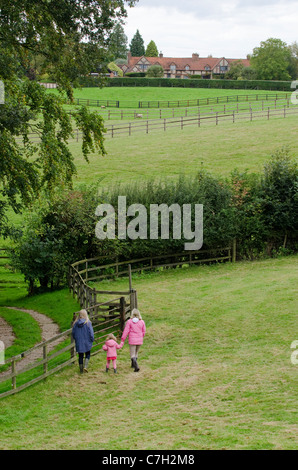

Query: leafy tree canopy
left=250, top=38, right=292, bottom=81
left=0, top=0, right=137, bottom=235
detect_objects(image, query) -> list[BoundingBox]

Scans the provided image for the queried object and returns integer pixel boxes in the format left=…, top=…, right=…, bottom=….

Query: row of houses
left=115, top=52, right=250, bottom=79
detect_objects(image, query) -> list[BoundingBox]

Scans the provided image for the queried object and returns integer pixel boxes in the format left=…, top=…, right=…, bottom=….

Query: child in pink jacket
left=102, top=333, right=123, bottom=373
left=121, top=308, right=146, bottom=372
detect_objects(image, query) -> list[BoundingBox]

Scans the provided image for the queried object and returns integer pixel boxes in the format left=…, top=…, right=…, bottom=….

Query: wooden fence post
left=43, top=344, right=48, bottom=376
left=70, top=330, right=75, bottom=361
left=232, top=238, right=237, bottom=263
left=128, top=264, right=132, bottom=292
left=12, top=360, right=16, bottom=390
left=133, top=289, right=138, bottom=310
left=120, top=297, right=126, bottom=333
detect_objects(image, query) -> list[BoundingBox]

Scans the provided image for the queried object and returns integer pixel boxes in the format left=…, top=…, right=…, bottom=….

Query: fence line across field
left=105, top=105, right=298, bottom=138
left=68, top=91, right=291, bottom=109
left=14, top=101, right=298, bottom=143
left=71, top=96, right=293, bottom=121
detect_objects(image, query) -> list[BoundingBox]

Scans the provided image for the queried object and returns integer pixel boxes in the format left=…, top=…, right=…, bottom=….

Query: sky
left=123, top=0, right=297, bottom=58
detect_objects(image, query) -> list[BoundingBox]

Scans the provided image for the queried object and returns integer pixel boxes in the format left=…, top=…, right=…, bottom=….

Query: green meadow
left=52, top=85, right=288, bottom=103
left=0, top=256, right=297, bottom=449
left=0, top=85, right=297, bottom=450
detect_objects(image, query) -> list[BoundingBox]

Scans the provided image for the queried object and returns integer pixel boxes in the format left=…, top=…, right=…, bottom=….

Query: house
left=121, top=52, right=250, bottom=79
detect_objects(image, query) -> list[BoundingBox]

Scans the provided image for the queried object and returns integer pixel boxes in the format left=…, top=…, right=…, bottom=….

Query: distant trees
left=108, top=23, right=128, bottom=60
left=225, top=60, right=245, bottom=80
left=129, top=30, right=145, bottom=56
left=129, top=32, right=159, bottom=58
left=250, top=38, right=293, bottom=81
left=289, top=42, right=298, bottom=80
left=145, top=40, right=159, bottom=57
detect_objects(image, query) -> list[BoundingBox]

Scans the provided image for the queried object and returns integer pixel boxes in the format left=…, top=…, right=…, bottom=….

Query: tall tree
left=129, top=29, right=145, bottom=56
left=250, top=38, right=292, bottom=81
left=288, top=42, right=298, bottom=80
left=108, top=22, right=128, bottom=60
left=145, top=40, right=158, bottom=57
left=0, top=0, right=137, bottom=235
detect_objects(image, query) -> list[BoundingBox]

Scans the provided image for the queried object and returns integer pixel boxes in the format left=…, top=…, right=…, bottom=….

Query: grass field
left=70, top=114, right=298, bottom=189
left=51, top=86, right=289, bottom=103
left=0, top=85, right=297, bottom=450
left=0, top=256, right=297, bottom=449
left=7, top=109, right=298, bottom=228
left=55, top=87, right=298, bottom=186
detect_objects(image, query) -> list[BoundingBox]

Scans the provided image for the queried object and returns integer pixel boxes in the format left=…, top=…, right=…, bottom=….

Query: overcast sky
left=123, top=0, right=297, bottom=58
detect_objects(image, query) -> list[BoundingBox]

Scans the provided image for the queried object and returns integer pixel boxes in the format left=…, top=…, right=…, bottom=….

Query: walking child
left=102, top=333, right=123, bottom=373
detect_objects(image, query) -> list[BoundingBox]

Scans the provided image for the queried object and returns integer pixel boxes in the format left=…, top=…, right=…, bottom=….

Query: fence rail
left=0, top=297, right=129, bottom=398
left=14, top=100, right=298, bottom=144
left=70, top=92, right=290, bottom=109
left=105, top=104, right=298, bottom=138
left=0, top=259, right=136, bottom=398
left=70, top=97, right=292, bottom=121
left=71, top=245, right=235, bottom=284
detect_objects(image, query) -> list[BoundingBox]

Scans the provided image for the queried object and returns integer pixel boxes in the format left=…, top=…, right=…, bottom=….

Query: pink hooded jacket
left=102, top=339, right=122, bottom=358
left=121, top=318, right=146, bottom=345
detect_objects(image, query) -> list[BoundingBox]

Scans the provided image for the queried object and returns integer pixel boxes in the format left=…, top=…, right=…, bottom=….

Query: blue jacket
left=72, top=319, right=94, bottom=353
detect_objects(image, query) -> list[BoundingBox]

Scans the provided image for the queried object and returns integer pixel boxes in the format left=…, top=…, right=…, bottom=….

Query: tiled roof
left=126, top=55, right=250, bottom=73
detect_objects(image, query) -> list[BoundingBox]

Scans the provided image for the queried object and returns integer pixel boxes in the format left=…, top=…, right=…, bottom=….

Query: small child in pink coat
left=102, top=333, right=123, bottom=373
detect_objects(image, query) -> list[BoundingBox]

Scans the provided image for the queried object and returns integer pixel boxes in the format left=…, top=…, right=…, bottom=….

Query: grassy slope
left=0, top=256, right=297, bottom=450
left=0, top=87, right=297, bottom=449
left=70, top=114, right=298, bottom=189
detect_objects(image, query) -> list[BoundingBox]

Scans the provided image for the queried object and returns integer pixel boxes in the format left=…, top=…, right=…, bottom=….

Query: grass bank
left=1, top=256, right=297, bottom=450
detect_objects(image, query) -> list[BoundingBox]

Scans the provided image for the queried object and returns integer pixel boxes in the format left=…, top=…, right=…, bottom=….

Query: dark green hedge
left=78, top=76, right=293, bottom=91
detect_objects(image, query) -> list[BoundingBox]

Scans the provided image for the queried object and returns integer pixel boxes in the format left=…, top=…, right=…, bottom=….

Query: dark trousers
left=78, top=351, right=90, bottom=364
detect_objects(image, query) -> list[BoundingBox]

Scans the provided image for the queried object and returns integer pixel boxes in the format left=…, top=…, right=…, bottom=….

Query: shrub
left=10, top=151, right=298, bottom=292
left=10, top=185, right=115, bottom=293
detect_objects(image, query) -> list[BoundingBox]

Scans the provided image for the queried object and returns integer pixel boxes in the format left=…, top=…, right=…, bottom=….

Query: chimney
left=127, top=51, right=132, bottom=63
left=159, top=52, right=163, bottom=58
left=192, top=53, right=199, bottom=60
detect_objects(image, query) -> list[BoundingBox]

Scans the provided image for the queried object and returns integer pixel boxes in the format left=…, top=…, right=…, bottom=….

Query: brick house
left=122, top=52, right=250, bottom=79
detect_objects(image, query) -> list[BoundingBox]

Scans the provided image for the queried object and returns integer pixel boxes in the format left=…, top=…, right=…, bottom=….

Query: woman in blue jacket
left=72, top=309, right=94, bottom=374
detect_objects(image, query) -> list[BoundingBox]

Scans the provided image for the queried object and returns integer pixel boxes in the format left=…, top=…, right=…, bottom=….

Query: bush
left=10, top=185, right=115, bottom=293
left=10, top=150, right=298, bottom=292
left=101, top=172, right=237, bottom=258
left=146, top=65, right=164, bottom=78
left=230, top=148, right=298, bottom=258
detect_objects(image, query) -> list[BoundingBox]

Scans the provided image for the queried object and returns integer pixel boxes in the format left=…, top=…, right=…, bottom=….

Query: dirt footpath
left=0, top=307, right=65, bottom=376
